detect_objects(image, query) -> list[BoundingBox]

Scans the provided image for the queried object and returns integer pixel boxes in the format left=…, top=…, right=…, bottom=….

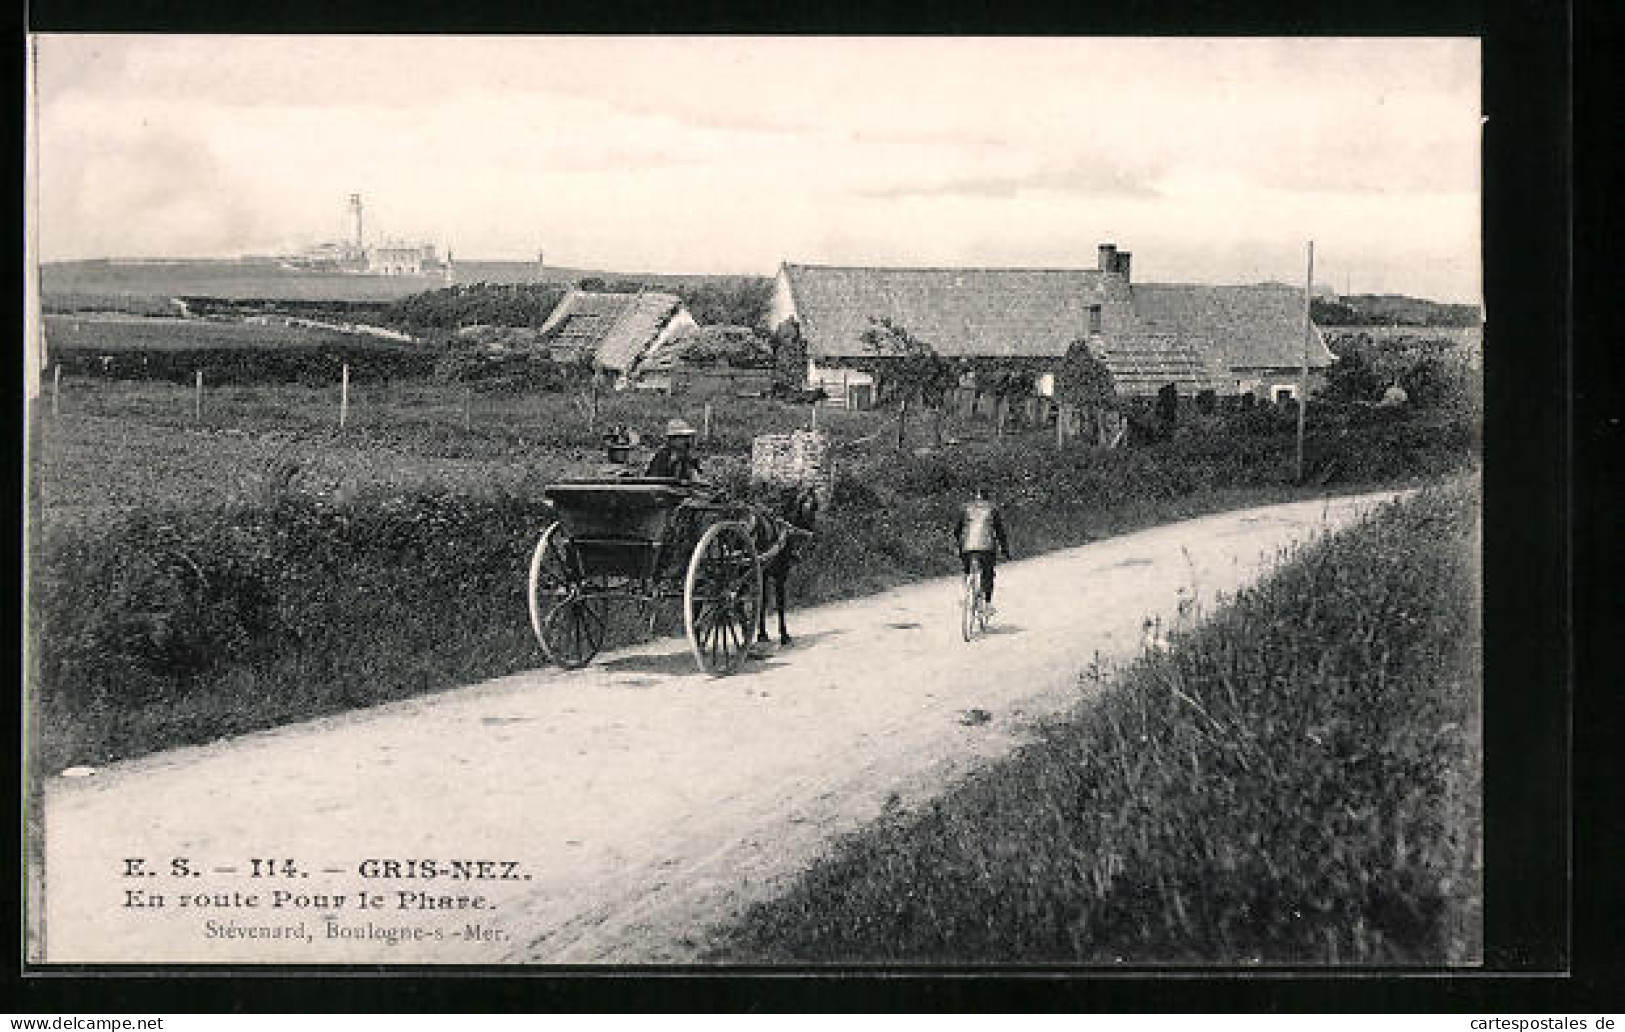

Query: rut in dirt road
left=37, top=490, right=1406, bottom=965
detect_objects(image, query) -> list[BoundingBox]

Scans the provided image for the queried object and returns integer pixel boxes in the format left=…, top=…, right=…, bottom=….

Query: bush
left=31, top=489, right=562, bottom=770
left=433, top=349, right=585, bottom=393
left=1400, top=355, right=1477, bottom=410
left=1318, top=345, right=1386, bottom=404
left=383, top=283, right=568, bottom=331
left=52, top=342, right=437, bottom=386
left=708, top=482, right=1482, bottom=963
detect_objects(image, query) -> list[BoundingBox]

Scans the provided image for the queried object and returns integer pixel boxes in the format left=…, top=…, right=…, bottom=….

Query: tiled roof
left=781, top=264, right=1127, bottom=360
left=778, top=263, right=1332, bottom=380
left=1091, top=333, right=1231, bottom=397
left=538, top=289, right=685, bottom=371
left=1130, top=283, right=1333, bottom=370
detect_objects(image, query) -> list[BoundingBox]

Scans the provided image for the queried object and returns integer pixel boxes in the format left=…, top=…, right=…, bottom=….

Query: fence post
left=339, top=364, right=350, bottom=429
left=194, top=370, right=203, bottom=422
left=463, top=386, right=471, bottom=430
left=1056, top=402, right=1066, bottom=450
left=52, top=365, right=60, bottom=418
left=810, top=402, right=818, bottom=431
left=703, top=402, right=713, bottom=443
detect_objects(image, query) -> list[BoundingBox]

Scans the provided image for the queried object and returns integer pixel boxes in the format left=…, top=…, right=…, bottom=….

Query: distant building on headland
left=367, top=241, right=444, bottom=277
left=283, top=194, right=451, bottom=280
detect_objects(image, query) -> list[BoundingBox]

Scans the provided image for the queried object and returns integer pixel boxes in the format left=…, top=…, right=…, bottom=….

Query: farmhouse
left=768, top=243, right=1328, bottom=408
left=537, top=288, right=698, bottom=379
left=1129, top=282, right=1334, bottom=402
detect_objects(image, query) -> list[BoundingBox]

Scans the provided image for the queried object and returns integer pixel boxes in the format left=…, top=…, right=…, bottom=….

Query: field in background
left=706, top=480, right=1482, bottom=964
left=41, top=258, right=768, bottom=308
left=43, top=259, right=450, bottom=302
left=31, top=379, right=892, bottom=533
left=45, top=313, right=364, bottom=351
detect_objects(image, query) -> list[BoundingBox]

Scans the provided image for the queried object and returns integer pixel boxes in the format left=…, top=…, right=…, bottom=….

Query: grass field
left=704, top=480, right=1482, bottom=964
left=43, top=313, right=436, bottom=386
left=30, top=379, right=895, bottom=532
left=45, top=313, right=364, bottom=352
left=26, top=373, right=1478, bottom=772
left=41, top=258, right=770, bottom=308
left=42, top=259, right=450, bottom=303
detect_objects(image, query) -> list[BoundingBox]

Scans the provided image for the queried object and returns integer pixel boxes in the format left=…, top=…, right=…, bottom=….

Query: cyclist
left=644, top=418, right=704, bottom=481
left=954, top=486, right=1012, bottom=614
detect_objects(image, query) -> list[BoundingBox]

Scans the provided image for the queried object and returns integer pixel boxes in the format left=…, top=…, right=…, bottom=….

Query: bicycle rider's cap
left=665, top=418, right=697, bottom=438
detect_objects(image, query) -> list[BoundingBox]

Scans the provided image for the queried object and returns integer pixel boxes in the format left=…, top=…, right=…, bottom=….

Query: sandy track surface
left=36, top=491, right=1404, bottom=964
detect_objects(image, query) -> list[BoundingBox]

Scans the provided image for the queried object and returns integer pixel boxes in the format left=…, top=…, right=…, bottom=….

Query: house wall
left=1237, top=368, right=1327, bottom=402
left=768, top=269, right=797, bottom=333
left=673, top=367, right=776, bottom=398
left=654, top=309, right=698, bottom=350
left=806, top=358, right=876, bottom=409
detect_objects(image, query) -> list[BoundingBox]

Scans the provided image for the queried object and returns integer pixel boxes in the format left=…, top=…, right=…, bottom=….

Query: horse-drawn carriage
left=526, top=477, right=806, bottom=675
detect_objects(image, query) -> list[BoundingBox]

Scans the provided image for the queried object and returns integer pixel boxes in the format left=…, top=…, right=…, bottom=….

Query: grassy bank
left=27, top=386, right=1477, bottom=772
left=703, top=481, right=1482, bottom=964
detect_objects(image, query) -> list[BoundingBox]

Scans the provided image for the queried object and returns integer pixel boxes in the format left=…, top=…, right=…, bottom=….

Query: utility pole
left=1296, top=240, right=1314, bottom=484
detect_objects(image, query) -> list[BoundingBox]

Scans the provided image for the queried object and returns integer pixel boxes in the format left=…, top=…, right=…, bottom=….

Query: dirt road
left=37, top=490, right=1405, bottom=964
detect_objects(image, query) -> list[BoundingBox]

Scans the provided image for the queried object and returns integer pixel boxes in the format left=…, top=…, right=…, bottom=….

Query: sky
left=31, top=36, right=1481, bottom=301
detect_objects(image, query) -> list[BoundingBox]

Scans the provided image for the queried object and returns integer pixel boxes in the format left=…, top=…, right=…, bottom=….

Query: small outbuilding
left=538, top=288, right=698, bottom=380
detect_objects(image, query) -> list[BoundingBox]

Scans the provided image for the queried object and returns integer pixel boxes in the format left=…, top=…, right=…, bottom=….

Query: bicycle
left=961, top=560, right=991, bottom=641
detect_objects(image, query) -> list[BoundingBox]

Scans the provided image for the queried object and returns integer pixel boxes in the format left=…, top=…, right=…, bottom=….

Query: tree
left=1399, top=353, right=1475, bottom=409
left=1316, top=341, right=1385, bottom=404
left=770, top=318, right=808, bottom=390
left=977, top=363, right=1036, bottom=436
left=855, top=318, right=955, bottom=450
left=1053, top=339, right=1118, bottom=447
left=1157, top=383, right=1180, bottom=436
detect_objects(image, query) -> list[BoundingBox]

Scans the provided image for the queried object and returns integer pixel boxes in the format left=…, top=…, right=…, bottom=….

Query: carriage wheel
left=541, top=593, right=608, bottom=669
left=683, top=522, right=762, bottom=676
left=528, top=521, right=601, bottom=666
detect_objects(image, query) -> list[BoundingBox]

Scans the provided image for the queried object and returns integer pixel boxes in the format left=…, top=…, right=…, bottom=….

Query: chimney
left=1097, top=243, right=1117, bottom=273
left=1116, top=250, right=1131, bottom=283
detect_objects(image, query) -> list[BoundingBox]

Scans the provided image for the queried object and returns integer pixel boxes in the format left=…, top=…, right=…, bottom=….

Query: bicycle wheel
left=962, top=569, right=982, bottom=642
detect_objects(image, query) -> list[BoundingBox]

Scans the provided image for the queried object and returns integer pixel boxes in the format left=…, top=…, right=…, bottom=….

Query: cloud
left=29, top=36, right=1480, bottom=299
left=38, top=112, right=264, bottom=256
left=858, top=156, right=1163, bottom=201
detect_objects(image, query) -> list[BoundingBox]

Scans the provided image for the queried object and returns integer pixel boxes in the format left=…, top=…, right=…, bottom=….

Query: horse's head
left=780, top=483, right=820, bottom=533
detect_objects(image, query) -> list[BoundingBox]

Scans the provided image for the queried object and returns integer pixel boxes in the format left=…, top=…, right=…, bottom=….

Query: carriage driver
left=955, top=486, right=1012, bottom=611
left=644, top=418, right=704, bottom=481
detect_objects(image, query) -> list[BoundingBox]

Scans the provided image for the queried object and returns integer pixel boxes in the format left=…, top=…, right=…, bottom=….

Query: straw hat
left=665, top=418, right=697, bottom=438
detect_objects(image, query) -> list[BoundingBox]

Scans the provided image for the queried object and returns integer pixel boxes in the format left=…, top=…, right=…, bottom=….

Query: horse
left=747, top=482, right=821, bottom=646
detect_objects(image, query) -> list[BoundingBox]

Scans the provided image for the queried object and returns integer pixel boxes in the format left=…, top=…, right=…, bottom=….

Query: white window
left=1273, top=384, right=1298, bottom=402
